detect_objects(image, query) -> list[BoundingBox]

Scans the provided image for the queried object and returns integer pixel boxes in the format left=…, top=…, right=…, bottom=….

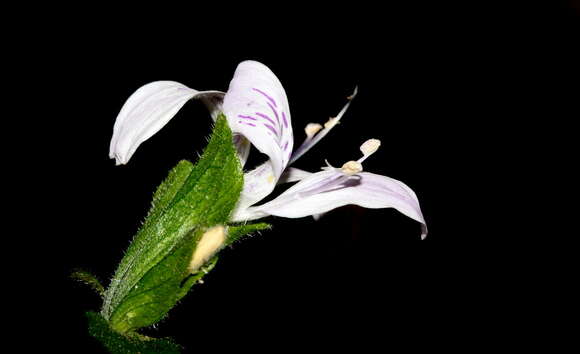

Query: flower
left=109, top=61, right=427, bottom=239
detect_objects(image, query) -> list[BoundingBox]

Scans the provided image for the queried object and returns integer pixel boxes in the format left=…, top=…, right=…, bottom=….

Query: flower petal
left=231, top=161, right=278, bottom=219
left=233, top=134, right=251, bottom=167
left=236, top=170, right=427, bottom=239
left=109, top=81, right=224, bottom=165
left=223, top=61, right=293, bottom=178
left=231, top=166, right=312, bottom=220
left=278, top=167, right=313, bottom=184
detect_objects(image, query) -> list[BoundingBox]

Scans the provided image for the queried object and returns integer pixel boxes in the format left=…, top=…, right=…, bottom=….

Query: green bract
left=101, top=115, right=243, bottom=333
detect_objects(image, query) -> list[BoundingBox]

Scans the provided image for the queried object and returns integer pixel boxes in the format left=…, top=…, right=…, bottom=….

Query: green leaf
left=145, top=159, right=194, bottom=224
left=101, top=115, right=243, bottom=334
left=107, top=229, right=197, bottom=333
left=226, top=222, right=271, bottom=246
left=71, top=269, right=105, bottom=298
left=86, top=311, right=182, bottom=354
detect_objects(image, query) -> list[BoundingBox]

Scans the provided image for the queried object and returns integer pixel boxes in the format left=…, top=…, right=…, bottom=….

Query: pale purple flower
left=109, top=61, right=427, bottom=239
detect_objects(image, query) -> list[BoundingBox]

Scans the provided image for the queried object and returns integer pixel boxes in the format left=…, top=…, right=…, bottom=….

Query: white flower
left=109, top=61, right=427, bottom=239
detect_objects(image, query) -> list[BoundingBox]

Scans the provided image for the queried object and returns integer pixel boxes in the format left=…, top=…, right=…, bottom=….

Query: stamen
left=358, top=138, right=381, bottom=163
left=288, top=86, right=357, bottom=166
left=305, top=123, right=323, bottom=138
left=347, top=86, right=359, bottom=100
left=360, top=138, right=381, bottom=156
left=322, top=159, right=335, bottom=170
left=341, top=160, right=363, bottom=175
left=324, top=117, right=340, bottom=129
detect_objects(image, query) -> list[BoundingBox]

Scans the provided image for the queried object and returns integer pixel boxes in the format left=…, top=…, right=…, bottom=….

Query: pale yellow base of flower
left=189, top=225, right=226, bottom=273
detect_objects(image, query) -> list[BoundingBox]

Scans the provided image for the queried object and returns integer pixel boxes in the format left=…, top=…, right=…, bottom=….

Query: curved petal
left=236, top=171, right=427, bottom=239
left=223, top=61, right=293, bottom=179
left=109, top=81, right=224, bottom=165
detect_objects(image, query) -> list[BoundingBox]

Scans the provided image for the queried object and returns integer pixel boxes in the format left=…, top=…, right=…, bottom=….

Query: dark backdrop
left=27, top=1, right=578, bottom=352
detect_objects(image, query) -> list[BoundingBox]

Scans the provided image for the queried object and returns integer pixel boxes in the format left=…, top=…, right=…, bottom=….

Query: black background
left=21, top=1, right=578, bottom=352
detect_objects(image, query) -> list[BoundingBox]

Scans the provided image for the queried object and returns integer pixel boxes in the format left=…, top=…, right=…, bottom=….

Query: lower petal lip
left=235, top=170, right=427, bottom=239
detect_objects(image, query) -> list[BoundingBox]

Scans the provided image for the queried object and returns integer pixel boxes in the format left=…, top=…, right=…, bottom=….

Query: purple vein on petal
left=255, top=112, right=277, bottom=126
left=282, top=112, right=288, bottom=128
left=267, top=102, right=280, bottom=123
left=263, top=123, right=279, bottom=137
left=239, top=121, right=256, bottom=127
left=283, top=141, right=289, bottom=151
left=252, top=88, right=277, bottom=107
left=238, top=114, right=257, bottom=120
left=280, top=118, right=284, bottom=136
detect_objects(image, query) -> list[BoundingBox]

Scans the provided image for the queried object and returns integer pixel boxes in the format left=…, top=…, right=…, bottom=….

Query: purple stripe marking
left=267, top=102, right=280, bottom=123
left=280, top=118, right=284, bottom=135
left=255, top=112, right=276, bottom=126
left=282, top=112, right=288, bottom=128
left=252, top=88, right=277, bottom=107
left=238, top=121, right=256, bottom=127
left=238, top=114, right=257, bottom=120
left=283, top=141, right=289, bottom=151
left=263, top=123, right=279, bottom=136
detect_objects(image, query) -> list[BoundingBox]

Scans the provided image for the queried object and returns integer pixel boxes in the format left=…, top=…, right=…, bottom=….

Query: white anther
left=358, top=139, right=381, bottom=163
left=360, top=139, right=381, bottom=156
left=305, top=123, right=323, bottom=138
left=324, top=117, right=340, bottom=129
left=341, top=160, right=363, bottom=175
